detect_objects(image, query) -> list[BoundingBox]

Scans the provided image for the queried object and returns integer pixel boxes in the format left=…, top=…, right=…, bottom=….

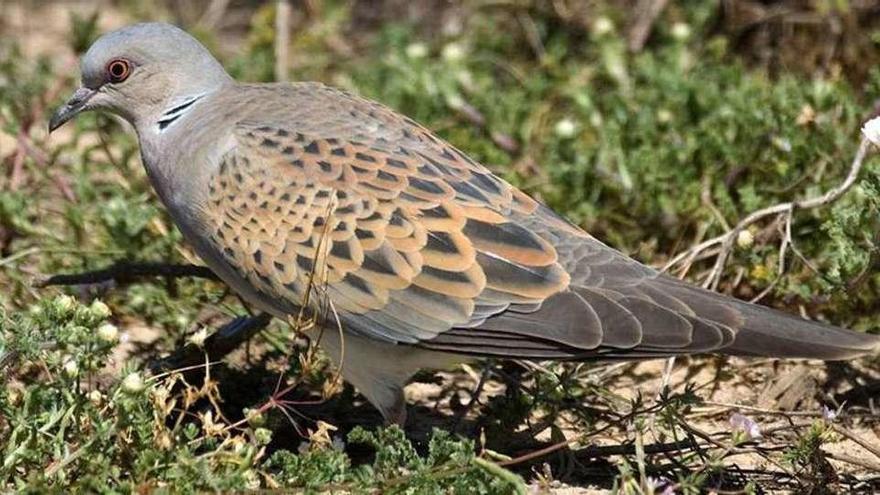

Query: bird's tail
left=422, top=261, right=879, bottom=362
left=662, top=279, right=880, bottom=360
left=725, top=299, right=878, bottom=360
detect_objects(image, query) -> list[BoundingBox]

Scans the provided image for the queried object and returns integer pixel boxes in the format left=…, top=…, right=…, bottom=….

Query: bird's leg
left=382, top=387, right=408, bottom=427
left=315, top=329, right=469, bottom=426
left=149, top=313, right=272, bottom=374
left=452, top=363, right=491, bottom=433
left=316, top=329, right=437, bottom=426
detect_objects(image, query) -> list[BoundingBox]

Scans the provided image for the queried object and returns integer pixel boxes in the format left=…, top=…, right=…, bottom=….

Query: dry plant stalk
left=664, top=137, right=874, bottom=291
left=274, top=0, right=292, bottom=82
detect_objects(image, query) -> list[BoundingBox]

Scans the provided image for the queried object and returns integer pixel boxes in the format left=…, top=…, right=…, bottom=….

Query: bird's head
left=49, top=22, right=232, bottom=133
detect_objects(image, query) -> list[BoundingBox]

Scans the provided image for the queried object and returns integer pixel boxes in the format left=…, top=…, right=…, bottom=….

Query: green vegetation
left=0, top=297, right=521, bottom=492
left=1, top=1, right=878, bottom=492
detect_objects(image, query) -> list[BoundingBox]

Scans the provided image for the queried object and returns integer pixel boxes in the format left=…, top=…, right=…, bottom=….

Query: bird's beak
left=49, top=87, right=97, bottom=133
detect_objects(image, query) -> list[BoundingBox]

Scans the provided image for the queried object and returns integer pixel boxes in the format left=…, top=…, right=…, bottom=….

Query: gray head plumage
left=50, top=22, right=232, bottom=132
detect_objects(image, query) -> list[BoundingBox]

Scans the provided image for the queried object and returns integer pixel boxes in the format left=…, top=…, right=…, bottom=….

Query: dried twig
left=274, top=0, right=292, bottom=82
left=696, top=401, right=830, bottom=417
left=448, top=98, right=520, bottom=154
left=824, top=451, right=880, bottom=473
left=575, top=439, right=697, bottom=461
left=196, top=0, right=231, bottom=30
left=664, top=138, right=873, bottom=290
left=845, top=229, right=880, bottom=291
left=628, top=0, right=670, bottom=52
left=497, top=434, right=698, bottom=467
left=831, top=424, right=880, bottom=461
left=34, top=261, right=219, bottom=288
left=749, top=211, right=792, bottom=303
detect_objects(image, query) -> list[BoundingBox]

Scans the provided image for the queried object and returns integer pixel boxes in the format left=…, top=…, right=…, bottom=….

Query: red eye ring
left=106, top=59, right=131, bottom=83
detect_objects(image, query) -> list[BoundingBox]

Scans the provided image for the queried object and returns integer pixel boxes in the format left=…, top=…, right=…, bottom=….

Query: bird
left=50, top=22, right=879, bottom=424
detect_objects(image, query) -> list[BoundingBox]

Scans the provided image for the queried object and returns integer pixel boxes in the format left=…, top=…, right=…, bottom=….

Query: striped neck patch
left=157, top=94, right=205, bottom=131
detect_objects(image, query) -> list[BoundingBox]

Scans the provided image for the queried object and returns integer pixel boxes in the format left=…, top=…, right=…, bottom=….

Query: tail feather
left=727, top=301, right=879, bottom=360
left=656, top=277, right=880, bottom=360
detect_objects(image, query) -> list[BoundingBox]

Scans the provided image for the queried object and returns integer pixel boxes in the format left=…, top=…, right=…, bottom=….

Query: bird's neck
left=135, top=87, right=235, bottom=219
left=138, top=86, right=217, bottom=164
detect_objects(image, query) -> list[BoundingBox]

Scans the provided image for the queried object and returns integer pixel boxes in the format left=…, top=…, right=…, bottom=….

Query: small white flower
left=656, top=108, right=673, bottom=124
left=88, top=390, right=104, bottom=405
left=201, top=410, right=224, bottom=437
left=254, top=427, right=272, bottom=445
left=671, top=22, right=691, bottom=41
left=554, top=118, right=578, bottom=138
left=593, top=17, right=614, bottom=37
left=861, top=116, right=880, bottom=147
left=245, top=407, right=266, bottom=427
left=736, top=229, right=754, bottom=250
left=122, top=372, right=145, bottom=393
left=62, top=356, right=79, bottom=377
left=405, top=42, right=428, bottom=59
left=243, top=469, right=260, bottom=490
left=441, top=42, right=465, bottom=63
left=188, top=327, right=209, bottom=348
left=89, top=300, right=111, bottom=319
left=97, top=323, right=119, bottom=343
left=54, top=294, right=76, bottom=314
left=771, top=136, right=792, bottom=153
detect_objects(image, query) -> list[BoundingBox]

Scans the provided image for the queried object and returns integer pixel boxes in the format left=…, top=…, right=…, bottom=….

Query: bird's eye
left=106, top=59, right=131, bottom=83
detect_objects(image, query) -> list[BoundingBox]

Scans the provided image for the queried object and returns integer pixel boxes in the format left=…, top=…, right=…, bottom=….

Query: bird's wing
left=203, top=112, right=570, bottom=341
left=200, top=84, right=878, bottom=360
